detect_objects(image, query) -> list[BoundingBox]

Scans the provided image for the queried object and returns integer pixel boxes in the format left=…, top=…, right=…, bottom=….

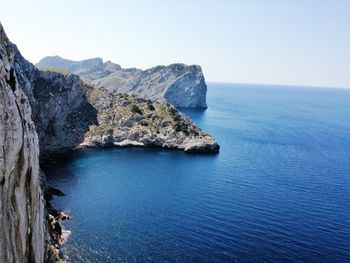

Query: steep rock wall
left=36, top=56, right=208, bottom=108
left=0, top=23, right=47, bottom=263
left=14, top=50, right=219, bottom=156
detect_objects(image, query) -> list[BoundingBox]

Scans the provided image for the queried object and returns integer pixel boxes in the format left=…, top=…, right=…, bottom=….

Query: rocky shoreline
left=0, top=21, right=219, bottom=263
left=45, top=188, right=70, bottom=263
left=29, top=69, right=220, bottom=158
left=80, top=91, right=220, bottom=154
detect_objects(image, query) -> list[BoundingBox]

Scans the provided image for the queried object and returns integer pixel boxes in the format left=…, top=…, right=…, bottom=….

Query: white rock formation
left=36, top=56, right=208, bottom=108
left=0, top=23, right=47, bottom=263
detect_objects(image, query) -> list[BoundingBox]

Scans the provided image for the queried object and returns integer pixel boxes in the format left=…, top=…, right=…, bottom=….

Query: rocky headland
left=16, top=55, right=219, bottom=157
left=36, top=56, right=208, bottom=108
left=32, top=69, right=218, bottom=157
left=0, top=21, right=219, bottom=262
left=82, top=90, right=219, bottom=153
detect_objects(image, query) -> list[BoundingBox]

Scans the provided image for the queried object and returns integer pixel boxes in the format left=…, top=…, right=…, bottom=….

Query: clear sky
left=1, top=0, right=349, bottom=88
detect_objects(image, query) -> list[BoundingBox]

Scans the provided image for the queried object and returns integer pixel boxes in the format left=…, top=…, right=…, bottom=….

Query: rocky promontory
left=82, top=90, right=219, bottom=152
left=0, top=21, right=219, bottom=262
left=30, top=68, right=219, bottom=156
left=14, top=52, right=219, bottom=156
left=36, top=56, right=208, bottom=108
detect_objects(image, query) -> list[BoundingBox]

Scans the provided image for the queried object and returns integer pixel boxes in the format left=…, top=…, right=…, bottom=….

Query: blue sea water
left=43, top=83, right=350, bottom=263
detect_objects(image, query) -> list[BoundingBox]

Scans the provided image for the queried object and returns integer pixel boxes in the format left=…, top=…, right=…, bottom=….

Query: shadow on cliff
left=32, top=71, right=98, bottom=159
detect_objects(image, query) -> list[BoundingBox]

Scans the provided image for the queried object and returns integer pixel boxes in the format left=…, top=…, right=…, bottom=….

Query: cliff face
left=126, top=64, right=207, bottom=109
left=29, top=70, right=218, bottom=156
left=36, top=56, right=208, bottom=108
left=11, top=47, right=99, bottom=158
left=0, top=20, right=218, bottom=263
left=13, top=52, right=219, bottom=156
left=32, top=71, right=98, bottom=157
left=0, top=24, right=47, bottom=263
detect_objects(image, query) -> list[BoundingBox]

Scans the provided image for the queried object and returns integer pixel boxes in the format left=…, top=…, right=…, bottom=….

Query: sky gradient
left=1, top=0, right=349, bottom=88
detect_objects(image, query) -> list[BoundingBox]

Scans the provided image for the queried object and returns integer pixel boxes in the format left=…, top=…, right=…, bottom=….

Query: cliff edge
left=0, top=23, right=47, bottom=263
left=37, top=56, right=208, bottom=108
left=16, top=54, right=219, bottom=156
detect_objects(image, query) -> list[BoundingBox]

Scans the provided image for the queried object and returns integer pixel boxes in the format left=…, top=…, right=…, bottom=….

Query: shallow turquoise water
left=44, top=83, right=350, bottom=262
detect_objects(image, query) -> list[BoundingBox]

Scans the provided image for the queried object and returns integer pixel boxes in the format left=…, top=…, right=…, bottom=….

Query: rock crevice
left=0, top=23, right=47, bottom=263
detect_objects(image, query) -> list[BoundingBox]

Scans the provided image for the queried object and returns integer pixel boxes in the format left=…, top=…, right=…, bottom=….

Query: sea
left=43, top=83, right=350, bottom=263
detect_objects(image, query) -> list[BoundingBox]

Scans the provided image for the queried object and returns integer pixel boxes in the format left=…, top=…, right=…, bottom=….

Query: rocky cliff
left=32, top=71, right=98, bottom=157
left=29, top=68, right=218, bottom=156
left=16, top=54, right=219, bottom=156
left=82, top=91, right=218, bottom=153
left=0, top=21, right=219, bottom=262
left=36, top=56, right=208, bottom=108
left=0, top=23, right=47, bottom=263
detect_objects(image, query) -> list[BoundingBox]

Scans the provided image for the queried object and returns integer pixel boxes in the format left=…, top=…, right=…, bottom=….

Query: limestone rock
left=0, top=22, right=47, bottom=263
left=0, top=18, right=219, bottom=263
left=36, top=56, right=208, bottom=108
left=32, top=71, right=98, bottom=157
left=15, top=52, right=219, bottom=155
left=81, top=91, right=219, bottom=153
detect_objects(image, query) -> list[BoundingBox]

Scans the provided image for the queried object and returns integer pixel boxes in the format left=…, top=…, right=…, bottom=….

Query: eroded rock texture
left=14, top=51, right=219, bottom=156
left=83, top=91, right=219, bottom=153
left=36, top=56, right=208, bottom=108
left=0, top=23, right=47, bottom=263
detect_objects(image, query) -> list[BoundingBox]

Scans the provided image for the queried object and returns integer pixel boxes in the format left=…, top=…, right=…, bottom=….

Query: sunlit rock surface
left=37, top=56, right=208, bottom=108
left=0, top=22, right=47, bottom=263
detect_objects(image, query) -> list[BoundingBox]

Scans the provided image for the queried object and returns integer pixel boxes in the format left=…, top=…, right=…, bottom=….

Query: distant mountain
left=36, top=56, right=207, bottom=108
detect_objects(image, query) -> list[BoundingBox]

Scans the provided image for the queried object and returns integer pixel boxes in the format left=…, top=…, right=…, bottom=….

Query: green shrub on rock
left=131, top=104, right=143, bottom=115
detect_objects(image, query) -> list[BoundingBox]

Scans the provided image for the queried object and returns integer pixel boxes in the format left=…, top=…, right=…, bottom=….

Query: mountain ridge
left=36, top=55, right=208, bottom=108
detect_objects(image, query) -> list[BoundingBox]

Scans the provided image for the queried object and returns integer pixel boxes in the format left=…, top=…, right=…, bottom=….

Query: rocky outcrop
left=32, top=71, right=98, bottom=158
left=0, top=23, right=47, bottom=263
left=82, top=91, right=219, bottom=152
left=36, top=56, right=208, bottom=108
left=29, top=70, right=218, bottom=156
left=11, top=47, right=99, bottom=158
left=0, top=19, right=219, bottom=263
left=15, top=54, right=219, bottom=156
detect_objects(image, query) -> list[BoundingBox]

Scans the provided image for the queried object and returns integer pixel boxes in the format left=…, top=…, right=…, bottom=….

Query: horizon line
left=206, top=81, right=350, bottom=90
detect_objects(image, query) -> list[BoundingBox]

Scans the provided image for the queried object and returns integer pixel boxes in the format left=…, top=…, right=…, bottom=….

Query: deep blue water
left=43, top=83, right=350, bottom=263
